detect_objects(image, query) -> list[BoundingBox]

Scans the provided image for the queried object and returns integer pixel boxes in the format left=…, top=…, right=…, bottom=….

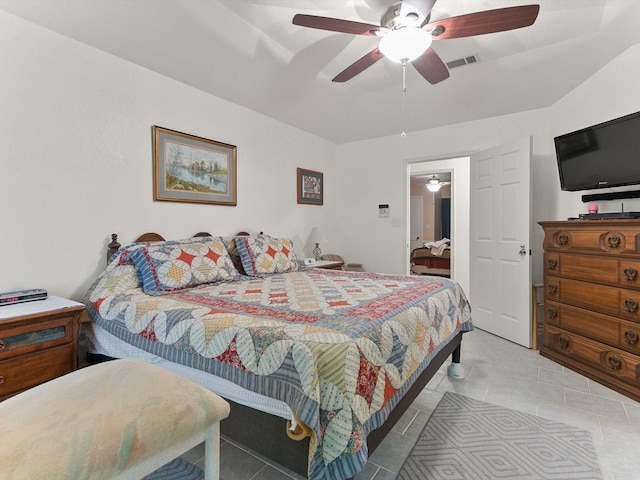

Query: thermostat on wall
left=379, top=204, right=390, bottom=218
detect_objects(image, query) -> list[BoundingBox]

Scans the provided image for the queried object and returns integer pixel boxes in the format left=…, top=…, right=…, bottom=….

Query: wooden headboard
left=107, top=231, right=250, bottom=262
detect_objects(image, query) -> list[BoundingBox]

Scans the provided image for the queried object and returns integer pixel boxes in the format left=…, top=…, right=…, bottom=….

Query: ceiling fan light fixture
left=426, top=176, right=442, bottom=192
left=378, top=27, right=432, bottom=63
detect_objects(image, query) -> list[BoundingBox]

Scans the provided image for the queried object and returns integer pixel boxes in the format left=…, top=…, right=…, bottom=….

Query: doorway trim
left=410, top=195, right=424, bottom=251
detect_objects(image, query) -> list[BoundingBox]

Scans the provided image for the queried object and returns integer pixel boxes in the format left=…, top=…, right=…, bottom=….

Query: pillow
left=116, top=235, right=214, bottom=267
left=131, top=237, right=239, bottom=295
left=235, top=235, right=300, bottom=276
left=221, top=236, right=246, bottom=276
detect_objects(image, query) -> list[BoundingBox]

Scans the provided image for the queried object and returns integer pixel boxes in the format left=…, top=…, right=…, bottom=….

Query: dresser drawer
left=548, top=254, right=640, bottom=289
left=545, top=278, right=640, bottom=320
left=558, top=303, right=618, bottom=345
left=0, top=345, right=74, bottom=400
left=558, top=277, right=620, bottom=316
left=543, top=325, right=640, bottom=384
left=559, top=254, right=618, bottom=285
left=542, top=225, right=639, bottom=254
left=0, top=316, right=74, bottom=360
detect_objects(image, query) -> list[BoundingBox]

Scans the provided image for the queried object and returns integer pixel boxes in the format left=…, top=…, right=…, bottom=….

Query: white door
left=410, top=195, right=424, bottom=250
left=470, top=137, right=532, bottom=347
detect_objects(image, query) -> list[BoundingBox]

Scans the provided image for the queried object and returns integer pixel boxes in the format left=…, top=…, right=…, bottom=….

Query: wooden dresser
left=539, top=220, right=640, bottom=401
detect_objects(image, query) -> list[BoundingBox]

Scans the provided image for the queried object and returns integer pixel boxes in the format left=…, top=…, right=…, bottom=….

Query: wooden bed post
left=107, top=234, right=121, bottom=262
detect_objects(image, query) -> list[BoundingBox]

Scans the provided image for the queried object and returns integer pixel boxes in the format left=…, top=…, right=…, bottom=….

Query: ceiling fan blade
left=332, top=48, right=385, bottom=82
left=411, top=48, right=450, bottom=84
left=400, top=0, right=437, bottom=25
left=426, top=5, right=540, bottom=40
left=293, top=14, right=381, bottom=36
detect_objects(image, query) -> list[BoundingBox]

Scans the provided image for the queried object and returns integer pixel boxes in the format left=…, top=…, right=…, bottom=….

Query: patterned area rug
left=397, top=392, right=602, bottom=480
left=143, top=457, right=203, bottom=480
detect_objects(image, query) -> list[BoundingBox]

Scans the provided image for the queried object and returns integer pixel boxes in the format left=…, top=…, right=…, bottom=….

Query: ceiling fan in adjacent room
left=426, top=175, right=450, bottom=192
left=292, top=0, right=540, bottom=84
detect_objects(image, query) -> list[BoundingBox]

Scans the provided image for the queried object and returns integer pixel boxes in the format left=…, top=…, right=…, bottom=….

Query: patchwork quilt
left=84, top=240, right=473, bottom=480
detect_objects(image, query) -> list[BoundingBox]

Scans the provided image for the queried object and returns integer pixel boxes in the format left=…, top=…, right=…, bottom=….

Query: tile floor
left=183, top=328, right=640, bottom=480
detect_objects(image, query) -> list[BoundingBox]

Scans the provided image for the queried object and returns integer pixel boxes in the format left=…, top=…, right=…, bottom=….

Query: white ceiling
left=1, top=0, right=639, bottom=143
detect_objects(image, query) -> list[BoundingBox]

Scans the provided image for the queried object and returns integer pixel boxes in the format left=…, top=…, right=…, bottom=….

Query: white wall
left=0, top=12, right=337, bottom=301
left=337, top=44, right=640, bottom=289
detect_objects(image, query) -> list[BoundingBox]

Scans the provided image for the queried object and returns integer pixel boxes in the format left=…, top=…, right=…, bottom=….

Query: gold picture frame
left=152, top=126, right=237, bottom=206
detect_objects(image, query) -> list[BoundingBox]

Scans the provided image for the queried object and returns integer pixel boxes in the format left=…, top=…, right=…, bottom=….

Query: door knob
left=519, top=244, right=527, bottom=256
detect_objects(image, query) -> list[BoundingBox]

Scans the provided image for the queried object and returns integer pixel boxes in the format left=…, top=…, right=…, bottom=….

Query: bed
left=83, top=232, right=473, bottom=480
left=410, top=242, right=451, bottom=277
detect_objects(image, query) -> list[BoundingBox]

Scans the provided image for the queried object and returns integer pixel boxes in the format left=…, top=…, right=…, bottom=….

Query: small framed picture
left=297, top=168, right=323, bottom=205
left=152, top=126, right=237, bottom=206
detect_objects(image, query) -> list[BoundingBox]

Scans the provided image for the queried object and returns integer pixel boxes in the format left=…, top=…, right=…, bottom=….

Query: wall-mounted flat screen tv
left=554, top=110, right=640, bottom=191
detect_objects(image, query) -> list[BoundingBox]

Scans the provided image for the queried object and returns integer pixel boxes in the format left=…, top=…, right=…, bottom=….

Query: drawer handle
left=607, top=355, right=622, bottom=371
left=624, top=330, right=639, bottom=345
left=607, top=235, right=621, bottom=249
left=558, top=234, right=569, bottom=246
left=547, top=258, right=557, bottom=270
left=0, top=375, right=3, bottom=385
left=547, top=307, right=557, bottom=320
left=624, top=298, right=638, bottom=313
left=558, top=336, right=570, bottom=350
left=0, top=340, right=5, bottom=351
left=624, top=267, right=638, bottom=281
left=547, top=283, right=557, bottom=295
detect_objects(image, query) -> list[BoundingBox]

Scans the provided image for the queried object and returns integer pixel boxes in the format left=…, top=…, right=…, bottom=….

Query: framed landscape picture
left=297, top=168, right=323, bottom=205
left=152, top=126, right=237, bottom=206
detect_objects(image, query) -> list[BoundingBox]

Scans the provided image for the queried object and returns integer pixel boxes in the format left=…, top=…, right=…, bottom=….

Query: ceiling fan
left=425, top=175, right=449, bottom=192
left=292, top=0, right=540, bottom=84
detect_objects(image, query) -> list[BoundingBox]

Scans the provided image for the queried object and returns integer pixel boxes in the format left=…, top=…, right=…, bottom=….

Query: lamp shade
left=308, top=227, right=327, bottom=245
left=379, top=28, right=432, bottom=63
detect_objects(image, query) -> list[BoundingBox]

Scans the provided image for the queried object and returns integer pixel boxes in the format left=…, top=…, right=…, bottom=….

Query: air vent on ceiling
left=446, top=54, right=479, bottom=69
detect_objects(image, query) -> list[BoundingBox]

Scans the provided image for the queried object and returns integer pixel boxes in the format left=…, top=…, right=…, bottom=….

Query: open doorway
left=406, top=157, right=471, bottom=296
left=409, top=172, right=452, bottom=276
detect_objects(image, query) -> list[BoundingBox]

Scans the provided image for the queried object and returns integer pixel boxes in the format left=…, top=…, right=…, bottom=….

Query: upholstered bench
left=0, top=359, right=230, bottom=479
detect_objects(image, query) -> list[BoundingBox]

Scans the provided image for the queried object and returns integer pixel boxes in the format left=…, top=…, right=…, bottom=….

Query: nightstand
left=311, top=260, right=344, bottom=270
left=0, top=296, right=84, bottom=401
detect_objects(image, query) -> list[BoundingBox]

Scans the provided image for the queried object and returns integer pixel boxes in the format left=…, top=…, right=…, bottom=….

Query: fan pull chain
left=401, top=61, right=407, bottom=138
left=402, top=60, right=407, bottom=93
